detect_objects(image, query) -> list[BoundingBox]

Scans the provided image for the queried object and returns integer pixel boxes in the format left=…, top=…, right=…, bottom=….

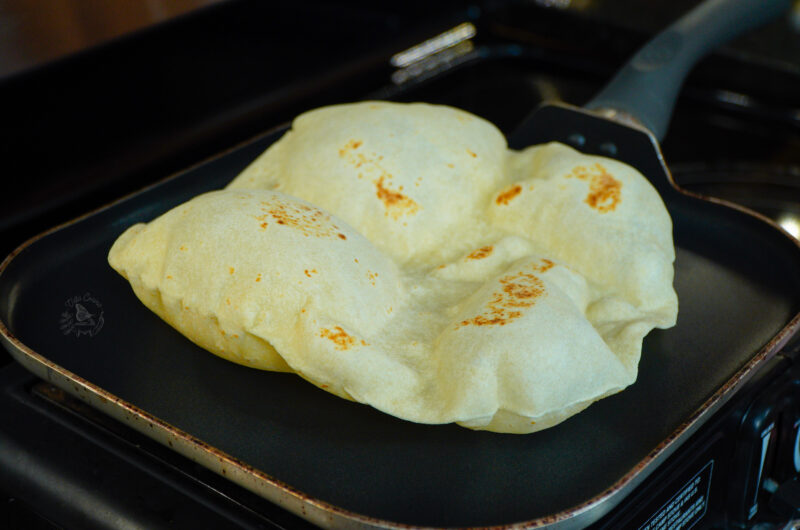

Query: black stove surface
left=0, top=361, right=317, bottom=529
left=2, top=1, right=800, bottom=528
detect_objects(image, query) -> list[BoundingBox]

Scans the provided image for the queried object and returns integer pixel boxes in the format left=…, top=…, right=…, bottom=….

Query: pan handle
left=584, top=0, right=791, bottom=142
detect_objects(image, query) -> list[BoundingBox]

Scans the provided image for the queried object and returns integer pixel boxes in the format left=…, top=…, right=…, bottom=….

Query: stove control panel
left=729, top=361, right=800, bottom=525
left=593, top=355, right=800, bottom=529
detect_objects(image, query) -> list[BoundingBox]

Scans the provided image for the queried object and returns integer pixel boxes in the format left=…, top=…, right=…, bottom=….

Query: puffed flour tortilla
left=109, top=101, right=678, bottom=434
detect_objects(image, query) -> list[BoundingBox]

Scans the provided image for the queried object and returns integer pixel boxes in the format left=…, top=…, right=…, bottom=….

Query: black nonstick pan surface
left=1, top=120, right=799, bottom=528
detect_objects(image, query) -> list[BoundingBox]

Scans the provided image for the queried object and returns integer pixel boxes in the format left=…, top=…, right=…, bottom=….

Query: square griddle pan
left=2, top=0, right=800, bottom=527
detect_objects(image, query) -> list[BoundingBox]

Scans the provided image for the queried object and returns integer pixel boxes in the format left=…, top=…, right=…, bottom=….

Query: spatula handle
left=585, top=0, right=791, bottom=141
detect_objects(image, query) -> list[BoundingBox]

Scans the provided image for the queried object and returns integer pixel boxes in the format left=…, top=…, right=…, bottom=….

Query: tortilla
left=109, top=101, right=678, bottom=434
left=228, top=101, right=508, bottom=264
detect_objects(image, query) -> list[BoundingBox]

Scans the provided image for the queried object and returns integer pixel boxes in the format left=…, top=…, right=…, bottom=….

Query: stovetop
left=1, top=1, right=800, bottom=528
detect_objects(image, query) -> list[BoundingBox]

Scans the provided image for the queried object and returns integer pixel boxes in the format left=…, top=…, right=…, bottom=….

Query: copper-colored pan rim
left=1, top=125, right=799, bottom=529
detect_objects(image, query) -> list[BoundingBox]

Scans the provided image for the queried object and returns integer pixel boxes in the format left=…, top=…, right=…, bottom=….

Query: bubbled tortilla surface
left=109, top=101, right=678, bottom=434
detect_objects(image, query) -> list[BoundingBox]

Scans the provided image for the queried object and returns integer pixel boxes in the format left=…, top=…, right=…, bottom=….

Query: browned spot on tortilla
left=366, top=270, right=378, bottom=286
left=466, top=149, right=477, bottom=158
left=531, top=258, right=554, bottom=273
left=458, top=270, right=545, bottom=328
left=166, top=275, right=173, bottom=280
left=338, top=233, right=347, bottom=240
left=179, top=245, right=187, bottom=251
left=495, top=184, right=522, bottom=205
left=320, top=326, right=357, bottom=350
left=447, top=163, right=455, bottom=168
left=255, top=274, right=262, bottom=282
left=467, top=246, right=494, bottom=260
left=375, top=176, right=420, bottom=219
left=352, top=153, right=370, bottom=168
left=229, top=267, right=235, bottom=275
left=262, top=198, right=344, bottom=238
left=567, top=163, right=622, bottom=213
left=338, top=139, right=363, bottom=157
left=304, top=269, right=317, bottom=278
left=339, top=142, right=413, bottom=223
